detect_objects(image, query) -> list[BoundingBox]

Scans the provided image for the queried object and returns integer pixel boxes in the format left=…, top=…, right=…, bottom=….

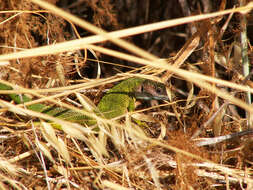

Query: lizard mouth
left=106, top=91, right=169, bottom=101
left=134, top=92, right=168, bottom=101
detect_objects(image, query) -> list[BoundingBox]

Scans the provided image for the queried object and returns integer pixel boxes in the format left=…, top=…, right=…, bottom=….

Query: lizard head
left=141, top=80, right=167, bottom=98
left=135, top=80, right=168, bottom=106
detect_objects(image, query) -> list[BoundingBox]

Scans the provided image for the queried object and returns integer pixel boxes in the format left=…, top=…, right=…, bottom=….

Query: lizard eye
left=156, top=87, right=163, bottom=94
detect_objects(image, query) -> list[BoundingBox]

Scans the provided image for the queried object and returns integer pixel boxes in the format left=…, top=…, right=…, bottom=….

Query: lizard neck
left=108, top=78, right=146, bottom=93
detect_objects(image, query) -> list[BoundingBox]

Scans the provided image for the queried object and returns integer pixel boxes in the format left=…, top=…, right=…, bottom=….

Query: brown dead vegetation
left=0, top=0, right=253, bottom=189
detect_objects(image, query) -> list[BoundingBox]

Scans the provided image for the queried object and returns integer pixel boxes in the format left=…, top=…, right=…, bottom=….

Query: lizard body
left=97, top=77, right=146, bottom=119
left=0, top=78, right=167, bottom=127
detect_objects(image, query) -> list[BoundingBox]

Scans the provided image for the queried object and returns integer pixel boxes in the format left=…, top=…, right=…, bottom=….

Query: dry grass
left=0, top=0, right=253, bottom=189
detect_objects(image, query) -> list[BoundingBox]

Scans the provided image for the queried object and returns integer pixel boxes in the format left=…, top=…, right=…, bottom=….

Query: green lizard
left=0, top=78, right=167, bottom=128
